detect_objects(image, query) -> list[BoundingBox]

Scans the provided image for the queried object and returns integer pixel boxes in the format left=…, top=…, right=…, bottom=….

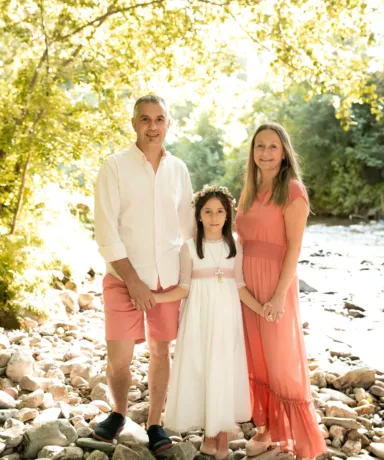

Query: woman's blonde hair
left=242, top=122, right=303, bottom=213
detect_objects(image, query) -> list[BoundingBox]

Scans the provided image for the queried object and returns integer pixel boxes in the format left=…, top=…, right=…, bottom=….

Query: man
left=93, top=95, right=194, bottom=454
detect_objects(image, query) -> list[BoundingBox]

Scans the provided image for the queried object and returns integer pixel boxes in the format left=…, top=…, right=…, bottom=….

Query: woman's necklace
left=205, top=241, right=224, bottom=282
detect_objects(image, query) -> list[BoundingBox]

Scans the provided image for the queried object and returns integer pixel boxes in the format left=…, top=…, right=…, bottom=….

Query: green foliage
left=234, top=78, right=384, bottom=217
left=168, top=112, right=226, bottom=191
left=0, top=0, right=380, bottom=234
left=0, top=184, right=101, bottom=327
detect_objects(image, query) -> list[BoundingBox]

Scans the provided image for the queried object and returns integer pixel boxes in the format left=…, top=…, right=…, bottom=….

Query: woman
left=235, top=123, right=326, bottom=459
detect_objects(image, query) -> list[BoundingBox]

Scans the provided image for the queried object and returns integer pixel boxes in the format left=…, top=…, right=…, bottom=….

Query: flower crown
left=191, top=184, right=236, bottom=208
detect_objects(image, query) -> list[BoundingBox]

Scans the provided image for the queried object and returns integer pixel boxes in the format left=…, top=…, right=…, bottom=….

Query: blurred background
left=0, top=0, right=383, bottom=336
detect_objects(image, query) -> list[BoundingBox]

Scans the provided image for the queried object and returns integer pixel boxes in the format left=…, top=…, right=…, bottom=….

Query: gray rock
left=90, top=383, right=113, bottom=406
left=0, top=391, right=16, bottom=409
left=120, top=442, right=154, bottom=459
left=117, top=418, right=149, bottom=446
left=329, top=425, right=347, bottom=440
left=326, top=446, right=347, bottom=459
left=344, top=301, right=365, bottom=312
left=325, top=401, right=357, bottom=419
left=348, top=309, right=365, bottom=318
left=76, top=426, right=93, bottom=437
left=341, top=439, right=361, bottom=455
left=54, top=446, right=84, bottom=459
left=86, top=451, right=109, bottom=460
left=357, top=416, right=372, bottom=430
left=59, top=290, right=80, bottom=314
left=0, top=410, right=17, bottom=424
left=60, top=357, right=92, bottom=376
left=0, top=351, right=12, bottom=368
left=347, top=429, right=370, bottom=447
left=112, top=444, right=140, bottom=460
left=22, top=420, right=78, bottom=459
left=183, top=435, right=202, bottom=450
left=310, top=370, right=327, bottom=388
left=321, top=417, right=362, bottom=430
left=0, top=454, right=21, bottom=460
left=319, top=388, right=356, bottom=406
left=156, top=441, right=197, bottom=460
left=233, top=451, right=246, bottom=459
left=6, top=350, right=36, bottom=383
left=76, top=437, right=116, bottom=453
left=37, top=446, right=64, bottom=458
left=33, top=408, right=62, bottom=425
left=299, top=280, right=317, bottom=292
left=370, top=442, right=384, bottom=459
left=17, top=407, right=39, bottom=422
left=17, top=389, right=44, bottom=409
left=127, top=402, right=149, bottom=425
left=70, top=404, right=100, bottom=420
left=370, top=385, right=384, bottom=397
left=0, top=425, right=23, bottom=448
left=228, top=439, right=247, bottom=451
left=333, top=368, right=376, bottom=390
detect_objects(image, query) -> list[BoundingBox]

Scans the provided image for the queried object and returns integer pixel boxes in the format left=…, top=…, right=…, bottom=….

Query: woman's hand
left=263, top=293, right=286, bottom=323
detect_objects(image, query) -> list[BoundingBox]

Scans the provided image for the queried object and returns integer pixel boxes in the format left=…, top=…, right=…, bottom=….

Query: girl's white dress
left=164, top=238, right=251, bottom=437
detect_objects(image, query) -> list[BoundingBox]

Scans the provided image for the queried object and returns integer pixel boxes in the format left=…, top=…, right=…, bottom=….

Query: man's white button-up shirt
left=94, top=143, right=195, bottom=290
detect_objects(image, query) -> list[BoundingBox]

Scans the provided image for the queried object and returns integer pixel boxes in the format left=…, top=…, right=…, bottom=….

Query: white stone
left=6, top=351, right=36, bottom=383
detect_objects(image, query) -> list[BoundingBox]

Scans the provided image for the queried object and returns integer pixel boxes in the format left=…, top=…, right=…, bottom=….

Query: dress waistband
left=243, top=240, right=286, bottom=261
left=191, top=268, right=235, bottom=279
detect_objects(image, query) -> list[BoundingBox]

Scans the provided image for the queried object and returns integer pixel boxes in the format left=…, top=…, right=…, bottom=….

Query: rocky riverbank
left=0, top=220, right=383, bottom=460
left=0, top=272, right=384, bottom=460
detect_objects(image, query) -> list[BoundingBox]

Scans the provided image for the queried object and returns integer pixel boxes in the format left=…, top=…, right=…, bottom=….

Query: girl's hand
left=152, top=293, right=160, bottom=304
left=263, top=293, right=286, bottom=323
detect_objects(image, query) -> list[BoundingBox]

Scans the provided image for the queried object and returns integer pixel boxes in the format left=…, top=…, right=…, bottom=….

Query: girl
left=153, top=185, right=265, bottom=460
left=236, top=123, right=326, bottom=459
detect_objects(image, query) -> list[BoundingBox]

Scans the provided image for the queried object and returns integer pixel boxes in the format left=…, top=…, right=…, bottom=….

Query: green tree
left=168, top=112, right=226, bottom=190
left=240, top=78, right=384, bottom=216
left=0, top=0, right=380, bottom=234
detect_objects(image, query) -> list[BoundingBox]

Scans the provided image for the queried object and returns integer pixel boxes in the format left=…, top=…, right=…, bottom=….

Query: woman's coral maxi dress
left=235, top=180, right=326, bottom=457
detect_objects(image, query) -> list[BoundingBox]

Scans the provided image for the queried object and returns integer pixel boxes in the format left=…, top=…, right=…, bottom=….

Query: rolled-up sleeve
left=94, top=158, right=127, bottom=262
left=178, top=165, right=195, bottom=242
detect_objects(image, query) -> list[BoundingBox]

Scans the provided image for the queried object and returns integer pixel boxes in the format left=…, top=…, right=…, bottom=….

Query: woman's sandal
left=245, top=433, right=273, bottom=457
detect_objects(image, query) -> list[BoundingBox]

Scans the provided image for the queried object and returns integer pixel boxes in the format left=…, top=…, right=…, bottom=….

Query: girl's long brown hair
left=242, top=122, right=304, bottom=213
left=195, top=191, right=236, bottom=259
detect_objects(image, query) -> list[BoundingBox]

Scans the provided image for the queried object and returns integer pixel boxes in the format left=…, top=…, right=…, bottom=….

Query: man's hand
left=126, top=279, right=156, bottom=311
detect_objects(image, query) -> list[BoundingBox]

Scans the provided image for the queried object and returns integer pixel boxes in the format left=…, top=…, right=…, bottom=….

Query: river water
left=298, top=218, right=384, bottom=373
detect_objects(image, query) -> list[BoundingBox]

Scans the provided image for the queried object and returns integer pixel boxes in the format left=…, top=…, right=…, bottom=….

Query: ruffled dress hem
left=250, top=379, right=327, bottom=457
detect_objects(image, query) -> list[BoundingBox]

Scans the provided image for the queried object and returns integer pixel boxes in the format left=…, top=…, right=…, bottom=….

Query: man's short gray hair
left=133, top=95, right=169, bottom=119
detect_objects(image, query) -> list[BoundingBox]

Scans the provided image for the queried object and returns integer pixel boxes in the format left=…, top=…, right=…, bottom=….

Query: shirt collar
left=131, top=143, right=169, bottom=163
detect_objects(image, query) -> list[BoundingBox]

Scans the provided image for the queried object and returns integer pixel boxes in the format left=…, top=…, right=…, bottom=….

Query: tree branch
left=38, top=0, right=51, bottom=90
left=57, top=0, right=166, bottom=41
left=28, top=49, right=48, bottom=94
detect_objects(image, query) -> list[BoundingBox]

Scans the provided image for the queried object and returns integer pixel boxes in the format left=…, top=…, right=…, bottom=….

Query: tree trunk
left=10, top=115, right=42, bottom=234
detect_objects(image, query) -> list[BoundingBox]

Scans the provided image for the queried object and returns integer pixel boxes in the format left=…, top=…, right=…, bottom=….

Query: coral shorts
left=102, top=273, right=180, bottom=343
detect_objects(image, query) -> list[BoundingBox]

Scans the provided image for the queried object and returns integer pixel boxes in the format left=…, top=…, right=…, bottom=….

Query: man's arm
left=94, top=159, right=155, bottom=310
left=178, top=165, right=195, bottom=241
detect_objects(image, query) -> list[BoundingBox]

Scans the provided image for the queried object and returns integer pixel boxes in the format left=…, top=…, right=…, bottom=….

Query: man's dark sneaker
left=147, top=425, right=173, bottom=454
left=92, top=411, right=126, bottom=442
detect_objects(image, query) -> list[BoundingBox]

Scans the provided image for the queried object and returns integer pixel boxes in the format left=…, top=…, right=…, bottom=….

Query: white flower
left=191, top=184, right=236, bottom=208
